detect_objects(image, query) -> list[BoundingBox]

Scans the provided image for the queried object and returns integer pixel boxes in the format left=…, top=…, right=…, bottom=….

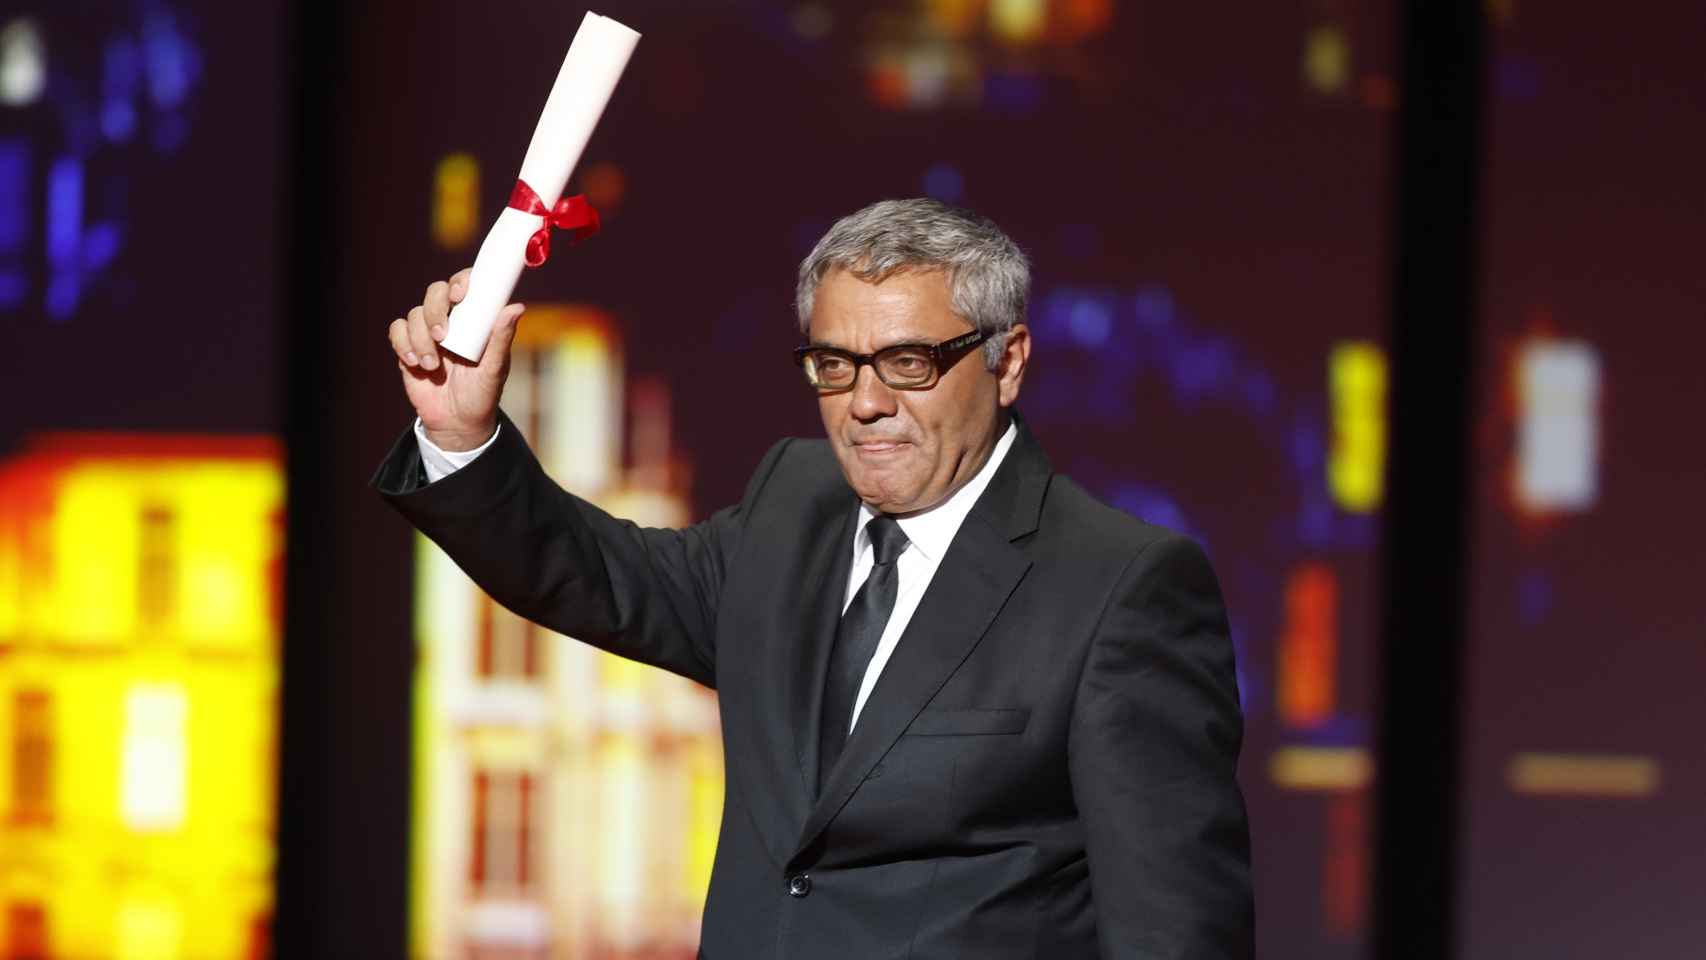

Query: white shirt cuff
left=414, top=418, right=501, bottom=483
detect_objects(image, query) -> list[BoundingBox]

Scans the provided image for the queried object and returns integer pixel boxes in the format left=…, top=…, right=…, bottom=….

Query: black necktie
left=818, top=515, right=909, bottom=791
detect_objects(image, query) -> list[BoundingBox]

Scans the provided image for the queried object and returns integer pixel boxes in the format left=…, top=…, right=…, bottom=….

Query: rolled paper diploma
left=440, top=12, right=640, bottom=362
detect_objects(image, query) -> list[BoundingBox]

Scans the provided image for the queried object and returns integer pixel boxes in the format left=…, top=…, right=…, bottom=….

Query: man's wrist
left=423, top=421, right=497, bottom=453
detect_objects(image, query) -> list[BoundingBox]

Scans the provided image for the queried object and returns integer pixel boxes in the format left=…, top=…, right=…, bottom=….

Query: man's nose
left=848, top=364, right=897, bottom=421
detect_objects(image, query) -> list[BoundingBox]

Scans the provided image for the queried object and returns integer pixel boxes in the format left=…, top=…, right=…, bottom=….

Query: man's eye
left=816, top=355, right=851, bottom=373
left=888, top=354, right=930, bottom=374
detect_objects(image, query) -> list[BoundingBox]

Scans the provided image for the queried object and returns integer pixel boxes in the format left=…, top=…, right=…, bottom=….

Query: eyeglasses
left=793, top=330, right=988, bottom=393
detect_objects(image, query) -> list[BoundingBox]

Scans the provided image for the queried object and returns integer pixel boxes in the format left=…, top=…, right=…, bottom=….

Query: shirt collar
left=855, top=420, right=1019, bottom=565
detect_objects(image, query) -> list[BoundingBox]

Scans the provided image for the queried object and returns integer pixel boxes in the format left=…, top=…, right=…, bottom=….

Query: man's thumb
left=483, top=303, right=526, bottom=370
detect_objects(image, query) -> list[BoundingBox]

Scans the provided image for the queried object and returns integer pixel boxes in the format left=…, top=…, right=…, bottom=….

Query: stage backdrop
left=332, top=2, right=1398, bottom=957
left=0, top=1, right=288, bottom=959
left=1458, top=4, right=1706, bottom=958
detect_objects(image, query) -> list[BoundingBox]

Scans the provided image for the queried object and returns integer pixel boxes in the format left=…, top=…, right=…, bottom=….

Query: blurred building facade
left=0, top=435, right=282, bottom=960
left=411, top=307, right=720, bottom=960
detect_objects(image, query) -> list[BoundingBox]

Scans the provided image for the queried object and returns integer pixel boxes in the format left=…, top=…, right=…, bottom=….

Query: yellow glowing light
left=0, top=436, right=281, bottom=960
left=1508, top=753, right=1659, bottom=798
left=1328, top=341, right=1386, bottom=513
left=600, top=734, right=648, bottom=947
left=990, top=0, right=1047, bottom=43
left=1271, top=746, right=1371, bottom=791
left=121, top=684, right=188, bottom=830
left=685, top=738, right=722, bottom=900
left=1303, top=25, right=1351, bottom=95
left=117, top=899, right=182, bottom=960
left=433, top=152, right=481, bottom=250
left=0, top=517, right=18, bottom=637
left=53, top=467, right=143, bottom=642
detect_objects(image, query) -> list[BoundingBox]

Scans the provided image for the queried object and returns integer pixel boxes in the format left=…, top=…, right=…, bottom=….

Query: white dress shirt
left=416, top=418, right=1020, bottom=732
left=415, top=419, right=501, bottom=483
left=840, top=421, right=1016, bottom=731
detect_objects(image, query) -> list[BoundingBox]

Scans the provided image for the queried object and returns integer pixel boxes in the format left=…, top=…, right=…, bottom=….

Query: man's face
left=807, top=266, right=1027, bottom=515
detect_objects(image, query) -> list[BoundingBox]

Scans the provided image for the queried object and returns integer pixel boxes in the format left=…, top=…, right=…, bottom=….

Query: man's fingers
left=449, top=267, right=473, bottom=302
left=423, top=280, right=451, bottom=342
left=388, top=318, right=421, bottom=367
left=407, top=305, right=439, bottom=369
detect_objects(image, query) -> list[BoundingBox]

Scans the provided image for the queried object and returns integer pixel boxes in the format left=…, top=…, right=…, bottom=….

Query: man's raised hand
left=387, top=267, right=526, bottom=452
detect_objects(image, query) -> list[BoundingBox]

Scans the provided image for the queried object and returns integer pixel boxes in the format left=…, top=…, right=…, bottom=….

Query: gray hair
left=795, top=198, right=1030, bottom=369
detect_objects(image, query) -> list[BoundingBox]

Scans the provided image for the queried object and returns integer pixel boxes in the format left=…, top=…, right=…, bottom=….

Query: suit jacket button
left=787, top=873, right=812, bottom=898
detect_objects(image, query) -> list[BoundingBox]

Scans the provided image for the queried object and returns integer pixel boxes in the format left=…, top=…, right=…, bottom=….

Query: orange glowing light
left=1060, top=0, right=1114, bottom=39
left=1277, top=563, right=1337, bottom=729
left=580, top=161, right=627, bottom=214
left=924, top=0, right=982, bottom=38
left=867, top=57, right=910, bottom=109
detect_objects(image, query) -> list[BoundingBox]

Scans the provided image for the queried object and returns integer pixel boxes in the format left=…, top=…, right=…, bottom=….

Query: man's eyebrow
left=806, top=337, right=936, bottom=351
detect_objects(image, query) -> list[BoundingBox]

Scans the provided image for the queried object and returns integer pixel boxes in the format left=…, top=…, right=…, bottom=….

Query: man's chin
left=844, top=472, right=923, bottom=514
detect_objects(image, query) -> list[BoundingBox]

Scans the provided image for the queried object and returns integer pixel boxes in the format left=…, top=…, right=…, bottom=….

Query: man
left=376, top=199, right=1253, bottom=957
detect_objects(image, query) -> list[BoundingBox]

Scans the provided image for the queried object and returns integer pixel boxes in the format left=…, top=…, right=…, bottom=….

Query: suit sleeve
left=1067, top=534, right=1254, bottom=959
left=372, top=410, right=792, bottom=689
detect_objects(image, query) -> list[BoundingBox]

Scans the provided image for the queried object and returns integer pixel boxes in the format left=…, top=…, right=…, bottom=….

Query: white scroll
left=440, top=12, right=641, bottom=362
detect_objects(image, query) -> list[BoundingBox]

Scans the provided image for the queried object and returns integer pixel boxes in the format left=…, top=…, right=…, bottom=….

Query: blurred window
left=469, top=769, right=538, bottom=896
left=9, top=689, right=52, bottom=825
left=5, top=901, right=49, bottom=960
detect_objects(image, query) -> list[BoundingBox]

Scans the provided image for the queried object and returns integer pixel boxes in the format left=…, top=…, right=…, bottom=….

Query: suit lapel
left=786, top=496, right=860, bottom=797
left=788, top=417, right=1052, bottom=864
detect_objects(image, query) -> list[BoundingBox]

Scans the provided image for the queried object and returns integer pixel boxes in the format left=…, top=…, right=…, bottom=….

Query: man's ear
left=996, top=324, right=1031, bottom=408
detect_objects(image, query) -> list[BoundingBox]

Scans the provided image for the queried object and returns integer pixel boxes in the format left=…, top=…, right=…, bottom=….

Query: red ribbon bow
left=507, top=179, right=601, bottom=268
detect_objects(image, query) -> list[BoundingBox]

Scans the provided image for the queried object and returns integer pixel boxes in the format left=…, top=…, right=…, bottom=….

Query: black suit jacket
left=375, top=411, right=1253, bottom=959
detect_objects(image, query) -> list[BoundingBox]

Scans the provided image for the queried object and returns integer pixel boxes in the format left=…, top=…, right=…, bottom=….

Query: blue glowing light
left=46, top=157, right=82, bottom=268
left=46, top=157, right=83, bottom=319
left=0, top=140, right=27, bottom=309
left=0, top=140, right=28, bottom=250
left=1132, top=286, right=1176, bottom=329
left=102, top=37, right=142, bottom=143
left=1108, top=483, right=1198, bottom=541
left=1518, top=570, right=1554, bottom=626
left=983, top=71, right=1044, bottom=113
left=143, top=9, right=201, bottom=109
left=1068, top=297, right=1112, bottom=347
left=7, top=2, right=206, bottom=320
left=921, top=163, right=965, bottom=204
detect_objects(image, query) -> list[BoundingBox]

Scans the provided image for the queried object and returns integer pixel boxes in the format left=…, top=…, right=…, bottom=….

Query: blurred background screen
left=1459, top=3, right=1706, bottom=957
left=3, top=1, right=1702, bottom=958
left=0, top=2, right=287, bottom=958
left=333, top=1, right=1395, bottom=956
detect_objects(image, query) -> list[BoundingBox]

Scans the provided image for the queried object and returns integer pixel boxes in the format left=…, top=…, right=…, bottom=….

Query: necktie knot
left=866, top=515, right=909, bottom=566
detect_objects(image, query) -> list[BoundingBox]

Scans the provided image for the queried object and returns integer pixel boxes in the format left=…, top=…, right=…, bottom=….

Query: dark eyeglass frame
left=792, top=329, right=988, bottom=393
